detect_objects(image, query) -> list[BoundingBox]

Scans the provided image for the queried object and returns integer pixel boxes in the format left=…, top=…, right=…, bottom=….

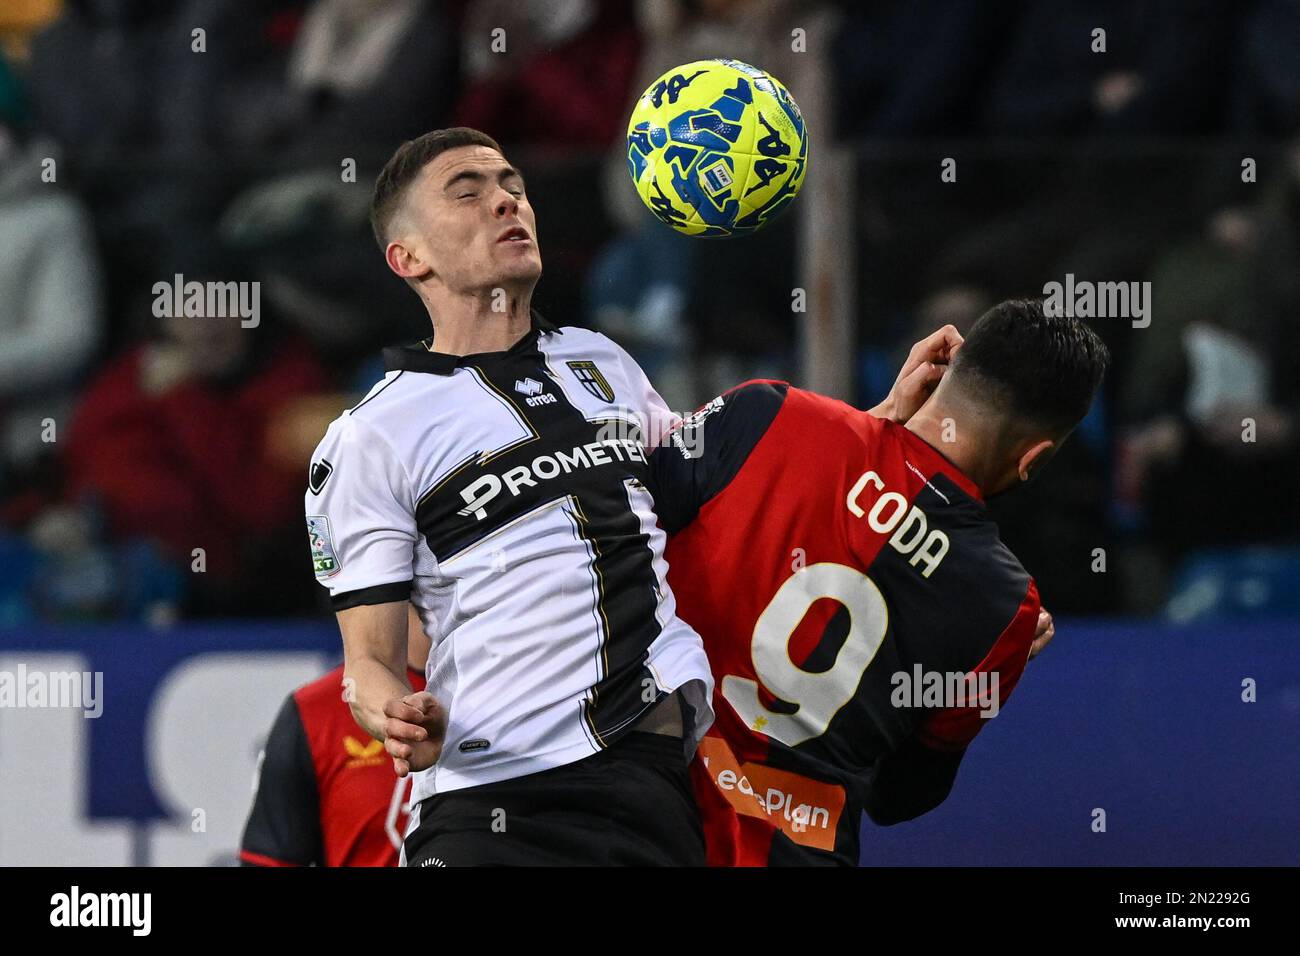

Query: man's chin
left=494, top=259, right=543, bottom=285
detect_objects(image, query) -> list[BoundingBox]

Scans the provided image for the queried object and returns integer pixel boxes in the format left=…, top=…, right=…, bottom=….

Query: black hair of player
left=370, top=127, right=505, bottom=250
left=949, top=298, right=1110, bottom=434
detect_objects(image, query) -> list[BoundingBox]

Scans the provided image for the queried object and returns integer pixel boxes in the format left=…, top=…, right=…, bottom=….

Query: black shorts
left=402, top=732, right=705, bottom=867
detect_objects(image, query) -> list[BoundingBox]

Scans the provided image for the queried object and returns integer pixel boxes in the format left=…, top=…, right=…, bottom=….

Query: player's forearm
left=344, top=656, right=412, bottom=741
left=864, top=738, right=963, bottom=825
left=336, top=601, right=412, bottom=740
left=864, top=776, right=951, bottom=826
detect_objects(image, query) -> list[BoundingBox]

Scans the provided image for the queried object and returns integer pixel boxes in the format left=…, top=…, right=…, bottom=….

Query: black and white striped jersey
left=304, top=313, right=714, bottom=801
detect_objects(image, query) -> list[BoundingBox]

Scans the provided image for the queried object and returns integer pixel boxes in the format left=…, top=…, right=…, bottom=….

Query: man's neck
left=903, top=402, right=996, bottom=495
left=423, top=285, right=534, bottom=356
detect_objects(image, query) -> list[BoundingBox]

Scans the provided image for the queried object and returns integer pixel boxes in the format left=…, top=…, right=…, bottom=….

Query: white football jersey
left=305, top=314, right=714, bottom=801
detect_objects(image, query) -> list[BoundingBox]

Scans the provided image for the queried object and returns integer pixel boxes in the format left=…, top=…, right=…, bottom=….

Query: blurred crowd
left=0, top=0, right=1297, bottom=624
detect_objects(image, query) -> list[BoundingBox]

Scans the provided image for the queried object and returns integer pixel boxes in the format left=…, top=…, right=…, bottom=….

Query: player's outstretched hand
left=382, top=691, right=447, bottom=777
left=1029, top=607, right=1055, bottom=661
left=871, top=324, right=964, bottom=424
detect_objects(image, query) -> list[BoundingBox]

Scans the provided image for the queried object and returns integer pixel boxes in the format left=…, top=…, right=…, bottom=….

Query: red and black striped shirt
left=240, top=665, right=427, bottom=867
left=651, top=381, right=1039, bottom=866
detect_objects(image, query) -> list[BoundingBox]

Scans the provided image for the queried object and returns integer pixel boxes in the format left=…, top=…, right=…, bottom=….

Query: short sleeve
left=598, top=333, right=682, bottom=448
left=914, top=578, right=1039, bottom=752
left=864, top=578, right=1040, bottom=825
left=305, top=414, right=417, bottom=612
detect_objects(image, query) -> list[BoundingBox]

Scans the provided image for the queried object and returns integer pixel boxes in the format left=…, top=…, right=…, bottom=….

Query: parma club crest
left=566, top=360, right=615, bottom=403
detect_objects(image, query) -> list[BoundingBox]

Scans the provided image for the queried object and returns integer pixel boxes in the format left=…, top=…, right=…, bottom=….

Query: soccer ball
left=626, top=58, right=809, bottom=238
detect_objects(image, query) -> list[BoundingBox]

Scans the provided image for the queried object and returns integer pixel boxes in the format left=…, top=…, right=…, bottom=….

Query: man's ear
left=385, top=236, right=433, bottom=281
left=1016, top=438, right=1056, bottom=483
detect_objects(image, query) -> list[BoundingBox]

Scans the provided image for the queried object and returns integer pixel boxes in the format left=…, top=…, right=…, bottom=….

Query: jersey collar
left=891, top=421, right=986, bottom=503
left=383, top=310, right=562, bottom=375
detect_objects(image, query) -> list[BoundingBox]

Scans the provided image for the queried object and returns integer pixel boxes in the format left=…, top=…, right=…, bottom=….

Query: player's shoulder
left=702, top=379, right=790, bottom=431
left=684, top=378, right=785, bottom=418
left=873, top=424, right=1034, bottom=608
left=667, top=379, right=790, bottom=444
left=770, top=382, right=882, bottom=434
left=549, top=322, right=605, bottom=344
left=749, top=381, right=878, bottom=451
left=879, top=473, right=1035, bottom=672
left=956, top=513, right=1031, bottom=594
left=663, top=380, right=791, bottom=477
left=312, top=370, right=419, bottom=459
left=539, top=324, right=632, bottom=368
left=340, top=368, right=427, bottom=427
left=537, top=325, right=667, bottom=409
left=723, top=378, right=791, bottom=403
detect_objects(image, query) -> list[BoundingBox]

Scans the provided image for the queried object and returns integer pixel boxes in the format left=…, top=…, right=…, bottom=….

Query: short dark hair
left=370, top=127, right=504, bottom=250
left=949, top=298, right=1109, bottom=432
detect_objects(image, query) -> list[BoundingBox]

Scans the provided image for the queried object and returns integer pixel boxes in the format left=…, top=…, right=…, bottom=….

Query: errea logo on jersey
left=514, top=377, right=556, bottom=407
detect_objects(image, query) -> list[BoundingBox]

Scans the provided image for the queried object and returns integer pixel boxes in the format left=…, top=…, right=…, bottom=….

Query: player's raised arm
left=868, top=324, right=963, bottom=424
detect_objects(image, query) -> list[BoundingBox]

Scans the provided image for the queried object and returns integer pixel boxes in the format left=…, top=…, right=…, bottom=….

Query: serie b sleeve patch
left=306, top=515, right=341, bottom=579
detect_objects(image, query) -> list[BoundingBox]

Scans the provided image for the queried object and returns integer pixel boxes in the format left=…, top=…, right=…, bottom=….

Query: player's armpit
left=862, top=736, right=966, bottom=826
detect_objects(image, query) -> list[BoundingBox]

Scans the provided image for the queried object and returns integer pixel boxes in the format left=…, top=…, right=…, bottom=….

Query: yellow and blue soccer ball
left=626, top=58, right=809, bottom=238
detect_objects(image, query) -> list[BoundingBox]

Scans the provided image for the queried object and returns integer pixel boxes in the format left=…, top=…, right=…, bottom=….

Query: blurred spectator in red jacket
left=65, top=301, right=331, bottom=615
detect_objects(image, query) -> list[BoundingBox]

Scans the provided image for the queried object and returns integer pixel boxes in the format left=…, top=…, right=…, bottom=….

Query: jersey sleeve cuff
left=330, top=580, right=414, bottom=612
